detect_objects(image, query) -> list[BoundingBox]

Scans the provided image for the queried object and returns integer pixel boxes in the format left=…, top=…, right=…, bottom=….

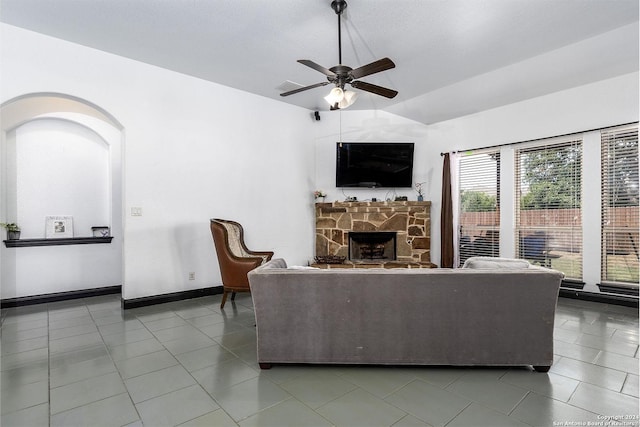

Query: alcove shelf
left=3, top=237, right=113, bottom=248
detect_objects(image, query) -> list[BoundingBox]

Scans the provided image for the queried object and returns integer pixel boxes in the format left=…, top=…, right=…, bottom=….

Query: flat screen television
left=336, top=142, right=414, bottom=188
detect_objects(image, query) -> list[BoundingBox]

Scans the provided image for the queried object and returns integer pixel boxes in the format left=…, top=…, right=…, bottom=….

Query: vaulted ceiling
left=1, top=0, right=638, bottom=124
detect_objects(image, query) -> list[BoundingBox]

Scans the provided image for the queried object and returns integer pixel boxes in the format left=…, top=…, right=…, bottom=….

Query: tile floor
left=1, top=293, right=638, bottom=427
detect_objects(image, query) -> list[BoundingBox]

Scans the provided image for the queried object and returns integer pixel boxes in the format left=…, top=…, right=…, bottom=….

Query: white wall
left=311, top=73, right=639, bottom=278
left=1, top=24, right=315, bottom=300
left=423, top=72, right=639, bottom=290
left=15, top=119, right=110, bottom=238
left=0, top=118, right=122, bottom=299
left=313, top=110, right=432, bottom=203
left=2, top=23, right=637, bottom=300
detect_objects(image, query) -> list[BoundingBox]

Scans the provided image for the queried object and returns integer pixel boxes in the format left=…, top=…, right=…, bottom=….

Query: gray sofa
left=248, top=258, right=563, bottom=372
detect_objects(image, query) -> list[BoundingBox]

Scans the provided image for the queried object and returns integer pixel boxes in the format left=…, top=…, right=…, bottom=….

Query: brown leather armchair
left=210, top=218, right=274, bottom=308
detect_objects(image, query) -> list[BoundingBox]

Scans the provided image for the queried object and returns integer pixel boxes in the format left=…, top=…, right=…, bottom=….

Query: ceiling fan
left=280, top=0, right=398, bottom=109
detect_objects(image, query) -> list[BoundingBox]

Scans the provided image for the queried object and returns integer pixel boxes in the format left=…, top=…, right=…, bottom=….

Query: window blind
left=601, top=125, right=639, bottom=288
left=515, top=138, right=583, bottom=279
left=458, top=151, right=500, bottom=265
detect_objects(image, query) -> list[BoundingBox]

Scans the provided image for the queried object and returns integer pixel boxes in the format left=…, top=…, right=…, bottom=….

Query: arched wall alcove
left=1, top=93, right=124, bottom=300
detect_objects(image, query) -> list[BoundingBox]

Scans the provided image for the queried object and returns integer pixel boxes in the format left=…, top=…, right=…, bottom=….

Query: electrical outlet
left=131, top=207, right=142, bottom=216
left=188, top=272, right=195, bottom=280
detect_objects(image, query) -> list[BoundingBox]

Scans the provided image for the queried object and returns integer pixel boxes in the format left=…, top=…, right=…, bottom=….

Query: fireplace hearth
left=349, top=232, right=396, bottom=261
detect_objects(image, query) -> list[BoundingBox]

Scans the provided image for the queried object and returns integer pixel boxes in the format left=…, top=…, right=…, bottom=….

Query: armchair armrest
left=245, top=250, right=274, bottom=262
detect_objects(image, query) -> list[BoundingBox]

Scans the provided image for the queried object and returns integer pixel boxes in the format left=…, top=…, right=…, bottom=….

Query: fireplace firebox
left=348, top=232, right=397, bottom=261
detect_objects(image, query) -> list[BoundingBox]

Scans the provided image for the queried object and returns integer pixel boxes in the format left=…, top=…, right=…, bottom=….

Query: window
left=601, top=125, right=639, bottom=291
left=515, top=138, right=582, bottom=280
left=458, top=150, right=500, bottom=265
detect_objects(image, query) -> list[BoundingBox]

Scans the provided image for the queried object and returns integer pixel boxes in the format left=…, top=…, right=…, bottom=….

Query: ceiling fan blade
left=349, top=57, right=395, bottom=80
left=297, top=60, right=336, bottom=77
left=280, top=81, right=331, bottom=97
left=350, top=80, right=398, bottom=99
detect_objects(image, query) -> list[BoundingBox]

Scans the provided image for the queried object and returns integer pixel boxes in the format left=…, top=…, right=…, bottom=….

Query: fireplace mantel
left=315, top=201, right=431, bottom=265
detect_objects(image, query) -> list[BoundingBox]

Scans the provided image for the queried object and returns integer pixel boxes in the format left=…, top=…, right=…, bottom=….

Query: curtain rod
left=439, top=121, right=638, bottom=156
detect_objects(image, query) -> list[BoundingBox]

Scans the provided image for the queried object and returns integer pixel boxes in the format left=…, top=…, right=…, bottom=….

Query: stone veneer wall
left=315, top=201, right=431, bottom=263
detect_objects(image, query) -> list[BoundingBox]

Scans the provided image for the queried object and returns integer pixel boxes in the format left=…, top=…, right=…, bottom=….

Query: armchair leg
left=220, top=290, right=245, bottom=309
left=220, top=290, right=229, bottom=309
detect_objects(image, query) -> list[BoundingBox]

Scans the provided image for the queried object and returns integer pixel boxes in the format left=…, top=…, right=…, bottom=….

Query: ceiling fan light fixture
left=338, top=90, right=358, bottom=109
left=324, top=87, right=345, bottom=105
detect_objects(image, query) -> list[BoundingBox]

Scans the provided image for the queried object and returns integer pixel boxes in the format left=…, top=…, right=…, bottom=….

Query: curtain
left=450, top=152, right=460, bottom=267
left=441, top=153, right=454, bottom=267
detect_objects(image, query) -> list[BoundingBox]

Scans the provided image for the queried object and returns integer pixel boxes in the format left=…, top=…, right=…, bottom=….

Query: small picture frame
left=46, top=216, right=74, bottom=238
left=91, top=226, right=110, bottom=238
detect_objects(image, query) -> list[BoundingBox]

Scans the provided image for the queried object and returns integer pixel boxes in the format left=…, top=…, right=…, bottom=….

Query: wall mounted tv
left=336, top=142, right=414, bottom=188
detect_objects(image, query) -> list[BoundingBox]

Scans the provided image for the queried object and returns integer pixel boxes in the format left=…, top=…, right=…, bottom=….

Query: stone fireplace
left=315, top=201, right=434, bottom=267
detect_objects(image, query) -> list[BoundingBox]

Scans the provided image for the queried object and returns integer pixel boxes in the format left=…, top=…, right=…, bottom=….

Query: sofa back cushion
left=463, top=256, right=530, bottom=269
left=258, top=258, right=288, bottom=269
